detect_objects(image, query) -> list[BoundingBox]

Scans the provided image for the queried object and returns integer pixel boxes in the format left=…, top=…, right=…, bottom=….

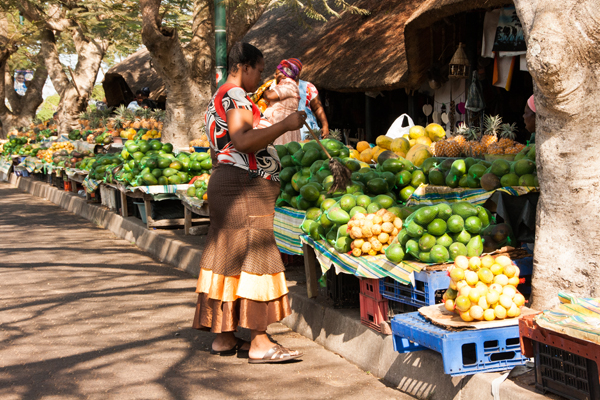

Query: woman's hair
left=228, top=42, right=263, bottom=73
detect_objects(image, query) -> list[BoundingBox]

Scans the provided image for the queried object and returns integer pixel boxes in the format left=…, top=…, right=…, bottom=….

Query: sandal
left=248, top=345, right=303, bottom=364
left=210, top=338, right=249, bottom=356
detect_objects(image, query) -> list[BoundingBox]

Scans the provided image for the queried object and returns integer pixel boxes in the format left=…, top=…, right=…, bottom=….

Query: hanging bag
left=386, top=114, right=415, bottom=139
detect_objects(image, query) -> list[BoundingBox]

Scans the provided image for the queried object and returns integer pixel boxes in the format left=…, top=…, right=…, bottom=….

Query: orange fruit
left=356, top=141, right=370, bottom=153
left=359, top=149, right=373, bottom=163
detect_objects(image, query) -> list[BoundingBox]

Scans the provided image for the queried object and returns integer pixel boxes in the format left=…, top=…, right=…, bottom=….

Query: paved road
left=0, top=182, right=408, bottom=400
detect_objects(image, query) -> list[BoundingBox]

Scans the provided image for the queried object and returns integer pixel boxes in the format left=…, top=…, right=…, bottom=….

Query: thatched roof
left=243, top=0, right=421, bottom=92
left=102, top=48, right=166, bottom=108
left=404, top=0, right=513, bottom=88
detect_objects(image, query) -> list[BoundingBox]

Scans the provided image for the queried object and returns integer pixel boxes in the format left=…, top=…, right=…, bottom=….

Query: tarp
left=406, top=184, right=537, bottom=206
left=535, top=292, right=600, bottom=345
left=301, top=234, right=422, bottom=286
left=274, top=206, right=305, bottom=255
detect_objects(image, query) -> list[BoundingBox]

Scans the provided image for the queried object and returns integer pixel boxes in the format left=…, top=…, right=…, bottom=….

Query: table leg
left=120, top=191, right=128, bottom=217
left=144, top=198, right=152, bottom=229
left=184, top=207, right=191, bottom=235
left=70, top=179, right=78, bottom=193
left=303, top=243, right=320, bottom=299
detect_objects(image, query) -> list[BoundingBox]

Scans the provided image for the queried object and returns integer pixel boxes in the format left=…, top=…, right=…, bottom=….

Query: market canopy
left=102, top=48, right=166, bottom=108
left=243, top=0, right=421, bottom=92
left=403, top=0, right=513, bottom=89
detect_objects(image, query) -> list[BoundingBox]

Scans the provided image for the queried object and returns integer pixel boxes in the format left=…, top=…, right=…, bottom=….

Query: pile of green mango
left=186, top=178, right=209, bottom=200
left=277, top=139, right=407, bottom=210
left=119, top=140, right=212, bottom=186
left=2, top=136, right=35, bottom=156
left=395, top=201, right=490, bottom=264
left=89, top=155, right=123, bottom=181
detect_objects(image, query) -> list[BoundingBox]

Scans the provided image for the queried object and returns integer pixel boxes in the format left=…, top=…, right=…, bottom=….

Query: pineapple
left=461, top=126, right=481, bottom=156
left=329, top=129, right=342, bottom=141
left=140, top=108, right=152, bottom=129
left=482, top=115, right=501, bottom=148
left=78, top=111, right=89, bottom=127
left=89, top=117, right=100, bottom=130
left=451, top=123, right=468, bottom=147
left=498, top=123, right=518, bottom=148
left=445, top=139, right=462, bottom=157
left=431, top=140, right=446, bottom=157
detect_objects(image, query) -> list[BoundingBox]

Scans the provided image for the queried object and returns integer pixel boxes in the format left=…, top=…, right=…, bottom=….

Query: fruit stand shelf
left=179, top=195, right=210, bottom=235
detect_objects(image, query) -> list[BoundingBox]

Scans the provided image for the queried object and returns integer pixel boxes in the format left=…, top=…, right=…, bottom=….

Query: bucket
left=134, top=202, right=147, bottom=224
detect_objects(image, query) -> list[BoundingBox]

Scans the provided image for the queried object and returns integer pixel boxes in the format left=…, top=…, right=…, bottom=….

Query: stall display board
left=406, top=184, right=538, bottom=206
left=301, top=234, right=422, bottom=286
left=274, top=206, right=306, bottom=255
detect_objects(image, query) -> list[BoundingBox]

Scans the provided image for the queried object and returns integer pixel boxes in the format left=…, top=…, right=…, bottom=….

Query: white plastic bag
left=385, top=114, right=414, bottom=139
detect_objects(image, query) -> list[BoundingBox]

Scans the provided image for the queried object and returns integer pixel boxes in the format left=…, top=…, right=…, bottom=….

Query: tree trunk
left=514, top=0, right=600, bottom=310
left=140, top=0, right=211, bottom=150
left=0, top=24, right=48, bottom=138
left=140, top=0, right=269, bottom=150
left=47, top=29, right=109, bottom=135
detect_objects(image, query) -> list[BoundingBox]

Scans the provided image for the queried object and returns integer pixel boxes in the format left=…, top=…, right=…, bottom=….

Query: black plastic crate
left=534, top=341, right=600, bottom=400
left=323, top=267, right=360, bottom=309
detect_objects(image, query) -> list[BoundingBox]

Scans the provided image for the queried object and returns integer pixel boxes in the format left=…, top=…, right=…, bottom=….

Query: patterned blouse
left=205, top=84, right=280, bottom=181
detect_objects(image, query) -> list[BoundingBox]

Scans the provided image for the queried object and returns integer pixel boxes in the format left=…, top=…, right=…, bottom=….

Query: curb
left=7, top=175, right=551, bottom=400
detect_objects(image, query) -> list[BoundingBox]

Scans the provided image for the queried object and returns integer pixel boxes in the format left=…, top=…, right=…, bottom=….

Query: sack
left=386, top=114, right=414, bottom=139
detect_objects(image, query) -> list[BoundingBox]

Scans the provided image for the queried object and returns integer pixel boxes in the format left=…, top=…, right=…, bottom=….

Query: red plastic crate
left=360, top=278, right=383, bottom=300
left=520, top=314, right=600, bottom=400
left=360, top=293, right=388, bottom=332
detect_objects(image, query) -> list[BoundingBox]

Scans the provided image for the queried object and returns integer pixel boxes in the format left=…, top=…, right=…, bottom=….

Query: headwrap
left=277, top=59, right=300, bottom=80
left=288, top=58, right=303, bottom=73
left=527, top=95, right=536, bottom=113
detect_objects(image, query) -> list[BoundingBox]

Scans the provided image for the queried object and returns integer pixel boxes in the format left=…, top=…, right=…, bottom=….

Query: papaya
left=405, top=144, right=432, bottom=167
left=375, top=135, right=393, bottom=150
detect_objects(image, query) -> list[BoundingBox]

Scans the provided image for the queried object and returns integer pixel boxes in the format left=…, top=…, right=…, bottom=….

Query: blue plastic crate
left=380, top=270, right=450, bottom=308
left=391, top=312, right=528, bottom=376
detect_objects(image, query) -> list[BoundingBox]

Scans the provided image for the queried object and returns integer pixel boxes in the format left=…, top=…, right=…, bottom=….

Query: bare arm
left=310, top=96, right=329, bottom=138
left=227, top=108, right=306, bottom=153
left=263, top=89, right=279, bottom=101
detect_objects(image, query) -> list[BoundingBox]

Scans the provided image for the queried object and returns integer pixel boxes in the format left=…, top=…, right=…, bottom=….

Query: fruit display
left=300, top=193, right=403, bottom=255
left=186, top=174, right=211, bottom=201
left=190, top=133, right=211, bottom=150
left=51, top=149, right=94, bottom=168
left=88, top=154, right=124, bottom=181
left=432, top=116, right=525, bottom=157
left=353, top=123, right=442, bottom=165
left=116, top=140, right=212, bottom=186
left=443, top=255, right=525, bottom=322
left=36, top=142, right=75, bottom=163
left=390, top=202, right=491, bottom=264
left=1, top=136, right=37, bottom=156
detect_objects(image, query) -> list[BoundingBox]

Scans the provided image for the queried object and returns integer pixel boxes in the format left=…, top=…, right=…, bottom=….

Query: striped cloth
left=301, top=234, right=421, bottom=286
left=22, top=157, right=44, bottom=173
left=406, top=184, right=538, bottom=206
left=128, top=184, right=191, bottom=194
left=0, top=157, right=12, bottom=174
left=274, top=206, right=306, bottom=255
left=535, top=292, right=600, bottom=345
left=82, top=176, right=100, bottom=193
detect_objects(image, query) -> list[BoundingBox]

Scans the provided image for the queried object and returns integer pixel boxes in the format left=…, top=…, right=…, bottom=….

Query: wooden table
left=180, top=197, right=210, bottom=235
left=109, top=184, right=207, bottom=230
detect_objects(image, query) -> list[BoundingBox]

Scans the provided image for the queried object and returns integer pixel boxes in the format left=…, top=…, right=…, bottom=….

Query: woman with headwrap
left=263, top=59, right=302, bottom=145
left=523, top=95, right=536, bottom=143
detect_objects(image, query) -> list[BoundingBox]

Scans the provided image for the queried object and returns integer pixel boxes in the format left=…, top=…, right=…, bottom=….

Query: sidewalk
left=0, top=182, right=406, bottom=400
left=1, top=177, right=559, bottom=400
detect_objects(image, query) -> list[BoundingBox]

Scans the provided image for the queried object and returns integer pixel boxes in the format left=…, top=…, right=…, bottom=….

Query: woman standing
left=523, top=95, right=536, bottom=144
left=263, top=59, right=302, bottom=145
left=193, top=42, right=306, bottom=363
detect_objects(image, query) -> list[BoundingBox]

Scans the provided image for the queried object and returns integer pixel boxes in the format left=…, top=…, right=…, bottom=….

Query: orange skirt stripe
left=196, top=268, right=288, bottom=302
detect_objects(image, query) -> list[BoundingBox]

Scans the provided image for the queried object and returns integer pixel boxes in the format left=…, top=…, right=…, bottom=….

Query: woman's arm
left=227, top=108, right=305, bottom=153
left=310, top=96, right=329, bottom=138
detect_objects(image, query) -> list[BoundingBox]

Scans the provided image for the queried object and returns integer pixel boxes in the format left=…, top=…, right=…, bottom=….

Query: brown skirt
left=192, top=292, right=291, bottom=333
left=200, top=164, right=285, bottom=277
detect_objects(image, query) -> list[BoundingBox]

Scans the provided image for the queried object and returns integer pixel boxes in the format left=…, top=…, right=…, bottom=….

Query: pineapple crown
left=464, top=126, right=481, bottom=141
left=484, top=114, right=502, bottom=137
left=500, top=122, right=518, bottom=140
left=329, top=129, right=342, bottom=141
left=455, top=122, right=469, bottom=136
